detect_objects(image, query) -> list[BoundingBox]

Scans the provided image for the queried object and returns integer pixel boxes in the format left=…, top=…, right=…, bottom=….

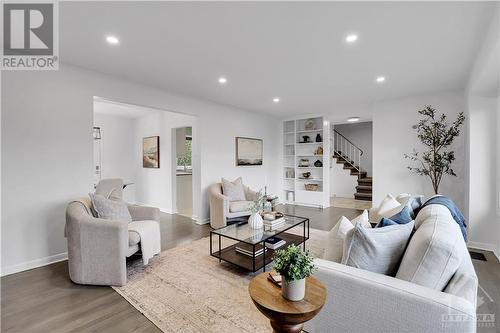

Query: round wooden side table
left=248, top=272, right=326, bottom=333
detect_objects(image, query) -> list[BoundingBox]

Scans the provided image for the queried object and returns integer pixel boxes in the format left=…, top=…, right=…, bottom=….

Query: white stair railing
left=332, top=129, right=364, bottom=178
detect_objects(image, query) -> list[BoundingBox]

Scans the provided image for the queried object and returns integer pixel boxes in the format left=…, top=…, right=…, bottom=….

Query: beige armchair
left=65, top=179, right=160, bottom=286
left=209, top=182, right=257, bottom=229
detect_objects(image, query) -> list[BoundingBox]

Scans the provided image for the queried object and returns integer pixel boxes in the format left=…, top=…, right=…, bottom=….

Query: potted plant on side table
left=273, top=244, right=316, bottom=301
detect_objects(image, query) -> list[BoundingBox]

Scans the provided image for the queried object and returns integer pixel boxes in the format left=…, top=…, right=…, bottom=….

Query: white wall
left=372, top=91, right=467, bottom=211
left=333, top=121, right=373, bottom=176
left=93, top=113, right=136, bottom=202
left=466, top=96, right=499, bottom=252
left=1, top=64, right=280, bottom=275
left=330, top=161, right=357, bottom=198
left=465, top=5, right=500, bottom=256
left=134, top=110, right=197, bottom=215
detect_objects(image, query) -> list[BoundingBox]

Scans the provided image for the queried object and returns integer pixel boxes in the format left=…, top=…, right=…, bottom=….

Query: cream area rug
left=112, top=228, right=329, bottom=333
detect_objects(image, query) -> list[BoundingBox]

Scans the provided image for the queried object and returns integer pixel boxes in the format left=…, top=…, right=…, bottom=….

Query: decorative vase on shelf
left=314, top=160, right=323, bottom=167
left=315, top=133, right=322, bottom=142
left=302, top=135, right=310, bottom=143
left=282, top=278, right=306, bottom=301
left=248, top=213, right=263, bottom=229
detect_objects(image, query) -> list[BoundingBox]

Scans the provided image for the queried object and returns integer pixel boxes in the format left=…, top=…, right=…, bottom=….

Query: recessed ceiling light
left=273, top=97, right=280, bottom=103
left=218, top=77, right=227, bottom=85
left=347, top=117, right=360, bottom=122
left=376, top=76, right=386, bottom=83
left=105, top=35, right=119, bottom=45
left=345, top=34, right=358, bottom=43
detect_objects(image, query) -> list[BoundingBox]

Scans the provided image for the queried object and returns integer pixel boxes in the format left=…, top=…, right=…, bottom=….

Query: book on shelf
left=265, top=236, right=286, bottom=250
left=235, top=243, right=264, bottom=257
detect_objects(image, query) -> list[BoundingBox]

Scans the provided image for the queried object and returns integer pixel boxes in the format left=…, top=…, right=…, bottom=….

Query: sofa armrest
left=305, top=259, right=476, bottom=333
left=128, top=204, right=160, bottom=222
left=209, top=191, right=230, bottom=229
left=66, top=209, right=128, bottom=286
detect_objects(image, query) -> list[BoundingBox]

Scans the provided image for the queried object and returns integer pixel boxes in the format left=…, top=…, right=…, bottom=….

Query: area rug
left=112, top=228, right=329, bottom=333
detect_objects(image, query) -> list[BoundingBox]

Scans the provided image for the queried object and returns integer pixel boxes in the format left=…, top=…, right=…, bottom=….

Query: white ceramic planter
left=248, top=213, right=263, bottom=229
left=282, top=278, right=306, bottom=301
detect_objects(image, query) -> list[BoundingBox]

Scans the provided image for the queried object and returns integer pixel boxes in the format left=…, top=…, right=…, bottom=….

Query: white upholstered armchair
left=209, top=182, right=257, bottom=229
left=65, top=179, right=160, bottom=286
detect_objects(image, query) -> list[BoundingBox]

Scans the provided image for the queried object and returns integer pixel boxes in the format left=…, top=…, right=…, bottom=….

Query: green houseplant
left=404, top=105, right=465, bottom=194
left=273, top=244, right=316, bottom=301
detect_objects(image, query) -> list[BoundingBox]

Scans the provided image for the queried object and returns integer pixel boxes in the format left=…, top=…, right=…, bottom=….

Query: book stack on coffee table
left=263, top=214, right=285, bottom=230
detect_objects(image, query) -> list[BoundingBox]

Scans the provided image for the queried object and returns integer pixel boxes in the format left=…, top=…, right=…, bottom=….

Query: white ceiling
left=61, top=2, right=496, bottom=116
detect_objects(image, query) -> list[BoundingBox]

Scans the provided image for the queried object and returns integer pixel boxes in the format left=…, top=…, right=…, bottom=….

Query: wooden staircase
left=355, top=177, right=373, bottom=201
left=333, top=150, right=372, bottom=202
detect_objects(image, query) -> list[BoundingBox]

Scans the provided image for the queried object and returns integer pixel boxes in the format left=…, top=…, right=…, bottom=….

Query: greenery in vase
left=404, top=105, right=465, bottom=194
left=251, top=190, right=266, bottom=214
left=273, top=244, right=316, bottom=282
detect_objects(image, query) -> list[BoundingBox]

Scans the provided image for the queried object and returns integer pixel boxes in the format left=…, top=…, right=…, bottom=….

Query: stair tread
left=356, top=185, right=372, bottom=190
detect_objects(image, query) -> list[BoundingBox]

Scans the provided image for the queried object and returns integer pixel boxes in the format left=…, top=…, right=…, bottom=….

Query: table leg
left=218, top=235, right=221, bottom=263
left=253, top=244, right=256, bottom=272
left=270, top=320, right=303, bottom=333
left=262, top=241, right=266, bottom=273
left=303, top=221, right=306, bottom=251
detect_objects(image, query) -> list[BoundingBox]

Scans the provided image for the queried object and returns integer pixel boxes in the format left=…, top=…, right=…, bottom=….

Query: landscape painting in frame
left=236, top=137, right=263, bottom=166
left=143, top=136, right=160, bottom=168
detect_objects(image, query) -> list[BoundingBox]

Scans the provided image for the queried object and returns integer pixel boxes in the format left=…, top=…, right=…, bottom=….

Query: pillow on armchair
left=222, top=177, right=246, bottom=201
left=89, top=193, right=132, bottom=222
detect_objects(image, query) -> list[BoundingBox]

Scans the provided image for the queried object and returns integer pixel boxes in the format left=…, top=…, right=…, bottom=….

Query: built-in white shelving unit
left=282, top=117, right=330, bottom=208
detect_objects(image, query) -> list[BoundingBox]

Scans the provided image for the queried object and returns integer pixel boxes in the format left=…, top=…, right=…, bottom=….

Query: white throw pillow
left=221, top=177, right=246, bottom=201
left=351, top=209, right=371, bottom=228
left=324, top=216, right=355, bottom=263
left=323, top=211, right=370, bottom=263
left=377, top=194, right=403, bottom=218
left=342, top=221, right=414, bottom=276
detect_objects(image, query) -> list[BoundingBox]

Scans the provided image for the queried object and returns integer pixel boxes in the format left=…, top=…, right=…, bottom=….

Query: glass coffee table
left=210, top=215, right=309, bottom=273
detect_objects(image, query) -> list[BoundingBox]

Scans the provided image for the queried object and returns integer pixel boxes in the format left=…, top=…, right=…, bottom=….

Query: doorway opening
left=330, top=121, right=373, bottom=210
left=174, top=127, right=193, bottom=218
left=92, top=97, right=200, bottom=222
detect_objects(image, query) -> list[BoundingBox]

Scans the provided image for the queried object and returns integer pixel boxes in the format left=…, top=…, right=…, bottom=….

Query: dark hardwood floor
left=1, top=213, right=210, bottom=333
left=1, top=205, right=499, bottom=332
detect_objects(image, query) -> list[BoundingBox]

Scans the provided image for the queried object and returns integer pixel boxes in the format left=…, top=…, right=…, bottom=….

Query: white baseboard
left=134, top=201, right=173, bottom=214
left=468, top=241, right=500, bottom=262
left=195, top=217, right=210, bottom=225
left=1, top=252, right=68, bottom=277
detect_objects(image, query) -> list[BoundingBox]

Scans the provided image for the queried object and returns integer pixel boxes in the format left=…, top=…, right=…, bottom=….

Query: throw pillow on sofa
left=377, top=194, right=403, bottom=217
left=342, top=221, right=414, bottom=276
left=396, top=193, right=423, bottom=219
left=221, top=177, right=246, bottom=201
left=89, top=193, right=132, bottom=222
left=396, top=207, right=463, bottom=291
left=376, top=206, right=413, bottom=227
left=323, top=210, right=371, bottom=263
left=324, top=216, right=354, bottom=263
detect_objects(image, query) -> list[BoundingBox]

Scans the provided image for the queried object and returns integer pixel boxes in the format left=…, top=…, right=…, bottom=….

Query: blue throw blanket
left=418, top=196, right=467, bottom=241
